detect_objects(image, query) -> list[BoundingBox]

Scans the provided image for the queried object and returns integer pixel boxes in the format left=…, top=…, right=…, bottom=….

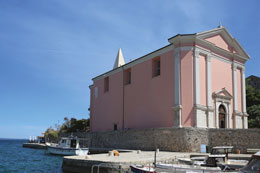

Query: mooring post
left=154, top=150, right=157, bottom=166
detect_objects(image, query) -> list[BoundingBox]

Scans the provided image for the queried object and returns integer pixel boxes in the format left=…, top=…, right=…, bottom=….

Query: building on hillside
left=246, top=75, right=260, bottom=90
left=89, top=26, right=250, bottom=132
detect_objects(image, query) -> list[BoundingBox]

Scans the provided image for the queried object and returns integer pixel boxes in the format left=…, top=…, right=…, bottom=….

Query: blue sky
left=0, top=0, right=259, bottom=139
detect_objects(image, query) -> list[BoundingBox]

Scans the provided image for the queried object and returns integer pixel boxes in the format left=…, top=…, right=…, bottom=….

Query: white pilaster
left=244, top=116, right=248, bottom=129
left=227, top=103, right=231, bottom=128
left=206, top=55, right=212, bottom=107
left=216, top=102, right=219, bottom=128
left=174, top=50, right=181, bottom=106
left=206, top=54, right=214, bottom=128
left=193, top=50, right=200, bottom=127
left=194, top=50, right=200, bottom=105
left=232, top=63, right=238, bottom=128
left=232, top=63, right=238, bottom=111
left=241, top=68, right=246, bottom=113
left=173, top=48, right=182, bottom=127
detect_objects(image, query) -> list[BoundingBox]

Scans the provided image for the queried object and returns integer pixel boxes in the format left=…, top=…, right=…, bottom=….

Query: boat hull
left=155, top=163, right=222, bottom=172
left=130, top=165, right=155, bottom=173
left=47, top=146, right=88, bottom=156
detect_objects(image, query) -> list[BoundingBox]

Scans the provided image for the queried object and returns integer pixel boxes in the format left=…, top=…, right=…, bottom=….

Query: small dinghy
left=155, top=163, right=222, bottom=172
left=130, top=165, right=155, bottom=173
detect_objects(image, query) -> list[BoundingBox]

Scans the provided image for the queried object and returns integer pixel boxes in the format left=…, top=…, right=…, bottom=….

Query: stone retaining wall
left=89, top=127, right=260, bottom=153
left=60, top=128, right=260, bottom=153
left=89, top=127, right=208, bottom=152
left=208, top=128, right=260, bottom=153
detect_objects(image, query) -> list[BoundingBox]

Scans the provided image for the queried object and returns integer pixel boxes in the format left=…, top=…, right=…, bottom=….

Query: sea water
left=0, top=139, right=63, bottom=172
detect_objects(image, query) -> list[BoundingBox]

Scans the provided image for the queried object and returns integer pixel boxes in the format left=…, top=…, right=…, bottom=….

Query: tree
left=247, top=105, right=260, bottom=128
left=44, top=127, right=59, bottom=143
left=44, top=117, right=90, bottom=143
left=246, top=85, right=260, bottom=106
left=246, top=83, right=260, bottom=128
left=59, top=117, right=90, bottom=133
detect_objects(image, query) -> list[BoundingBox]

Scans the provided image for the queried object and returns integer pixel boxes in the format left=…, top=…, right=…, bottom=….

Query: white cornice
left=196, top=27, right=223, bottom=37
left=168, top=34, right=196, bottom=44
left=213, top=88, right=233, bottom=101
left=93, top=44, right=173, bottom=82
left=92, top=27, right=249, bottom=82
left=195, top=38, right=248, bottom=63
left=169, top=31, right=249, bottom=63
left=197, top=27, right=250, bottom=60
left=195, top=46, right=232, bottom=65
left=174, top=46, right=194, bottom=52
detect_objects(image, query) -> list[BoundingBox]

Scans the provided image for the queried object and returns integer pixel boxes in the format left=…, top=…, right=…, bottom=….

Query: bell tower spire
left=113, top=48, right=125, bottom=69
left=218, top=22, right=223, bottom=28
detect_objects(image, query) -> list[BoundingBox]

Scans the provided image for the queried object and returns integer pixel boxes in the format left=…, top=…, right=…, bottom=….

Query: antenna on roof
left=218, top=22, right=223, bottom=28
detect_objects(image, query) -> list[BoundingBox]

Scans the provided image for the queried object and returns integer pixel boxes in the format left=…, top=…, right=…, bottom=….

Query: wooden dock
left=22, top=143, right=47, bottom=149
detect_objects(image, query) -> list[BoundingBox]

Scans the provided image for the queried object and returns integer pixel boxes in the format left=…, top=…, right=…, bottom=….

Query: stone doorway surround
left=213, top=88, right=233, bottom=128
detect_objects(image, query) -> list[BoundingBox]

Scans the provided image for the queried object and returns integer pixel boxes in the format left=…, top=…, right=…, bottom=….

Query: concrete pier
left=22, top=143, right=47, bottom=149
left=62, top=151, right=189, bottom=173
left=62, top=151, right=251, bottom=173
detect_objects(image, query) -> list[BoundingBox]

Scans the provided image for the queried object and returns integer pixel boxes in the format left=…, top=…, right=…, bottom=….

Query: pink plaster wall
left=205, top=34, right=232, bottom=52
left=211, top=57, right=233, bottom=111
left=180, top=51, right=194, bottom=127
left=90, top=86, right=94, bottom=131
left=196, top=44, right=233, bottom=64
left=91, top=50, right=175, bottom=131
left=237, top=69, right=242, bottom=112
left=91, top=72, right=124, bottom=131
left=90, top=33, right=246, bottom=131
left=124, top=50, right=175, bottom=129
left=199, top=54, right=207, bottom=106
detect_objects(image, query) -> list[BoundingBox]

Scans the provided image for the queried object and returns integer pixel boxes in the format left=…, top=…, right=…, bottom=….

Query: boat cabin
left=58, top=137, right=80, bottom=149
left=37, top=136, right=45, bottom=144
left=211, top=146, right=233, bottom=160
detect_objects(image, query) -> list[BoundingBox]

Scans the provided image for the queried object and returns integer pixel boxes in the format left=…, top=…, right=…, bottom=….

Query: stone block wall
left=88, top=127, right=260, bottom=153
left=60, top=128, right=260, bottom=153
left=89, top=127, right=208, bottom=152
left=208, top=128, right=260, bottom=153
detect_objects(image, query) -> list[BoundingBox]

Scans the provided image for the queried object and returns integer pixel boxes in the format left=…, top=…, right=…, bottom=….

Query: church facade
left=89, top=26, right=250, bottom=132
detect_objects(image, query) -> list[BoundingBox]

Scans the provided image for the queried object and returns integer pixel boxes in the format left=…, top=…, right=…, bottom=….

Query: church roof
left=93, top=26, right=249, bottom=82
left=168, top=26, right=250, bottom=60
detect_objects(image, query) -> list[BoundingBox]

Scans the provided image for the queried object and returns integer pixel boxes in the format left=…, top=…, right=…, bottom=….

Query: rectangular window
left=94, top=87, right=98, bottom=98
left=114, top=123, right=117, bottom=131
left=152, top=57, right=160, bottom=77
left=124, top=68, right=131, bottom=85
left=104, top=77, right=109, bottom=92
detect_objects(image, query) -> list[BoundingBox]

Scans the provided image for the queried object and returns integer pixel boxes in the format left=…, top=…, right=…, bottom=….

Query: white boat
left=239, top=151, right=260, bottom=173
left=46, top=137, right=88, bottom=156
left=130, top=164, right=155, bottom=173
left=155, top=163, right=222, bottom=172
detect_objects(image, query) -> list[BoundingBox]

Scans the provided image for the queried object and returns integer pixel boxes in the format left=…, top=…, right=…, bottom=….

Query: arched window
left=219, top=105, right=226, bottom=128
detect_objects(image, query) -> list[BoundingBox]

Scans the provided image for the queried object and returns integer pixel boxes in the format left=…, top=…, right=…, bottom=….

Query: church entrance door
left=219, top=105, right=226, bottom=128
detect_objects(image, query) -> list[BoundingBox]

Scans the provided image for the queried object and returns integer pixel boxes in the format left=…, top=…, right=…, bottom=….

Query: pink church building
left=89, top=26, right=250, bottom=132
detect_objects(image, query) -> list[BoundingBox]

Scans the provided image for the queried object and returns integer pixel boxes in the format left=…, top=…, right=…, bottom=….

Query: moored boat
left=155, top=163, right=222, bottom=172
left=239, top=151, right=260, bottom=173
left=46, top=137, right=88, bottom=156
left=130, top=165, right=155, bottom=173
